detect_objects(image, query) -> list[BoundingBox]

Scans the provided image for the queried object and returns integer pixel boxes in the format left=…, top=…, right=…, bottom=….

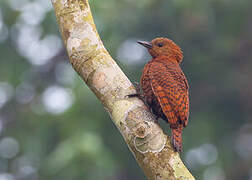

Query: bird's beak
left=137, top=41, right=152, bottom=49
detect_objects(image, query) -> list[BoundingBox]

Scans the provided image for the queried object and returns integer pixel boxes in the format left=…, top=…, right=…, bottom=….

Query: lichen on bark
left=51, top=0, right=195, bottom=179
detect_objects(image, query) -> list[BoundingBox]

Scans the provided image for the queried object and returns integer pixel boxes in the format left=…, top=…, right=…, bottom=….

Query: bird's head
left=138, top=37, right=183, bottom=64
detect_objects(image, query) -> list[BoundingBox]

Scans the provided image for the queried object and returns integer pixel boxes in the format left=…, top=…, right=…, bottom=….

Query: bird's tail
left=171, top=125, right=183, bottom=152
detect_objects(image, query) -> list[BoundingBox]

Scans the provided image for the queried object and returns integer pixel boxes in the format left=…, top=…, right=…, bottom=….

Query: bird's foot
left=126, top=82, right=158, bottom=123
left=126, top=82, right=143, bottom=99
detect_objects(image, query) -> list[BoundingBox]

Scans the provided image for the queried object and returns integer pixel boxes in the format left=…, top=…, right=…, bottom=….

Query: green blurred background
left=0, top=0, right=252, bottom=179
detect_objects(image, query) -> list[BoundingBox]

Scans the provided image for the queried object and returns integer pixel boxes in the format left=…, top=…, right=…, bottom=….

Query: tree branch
left=51, top=0, right=195, bottom=179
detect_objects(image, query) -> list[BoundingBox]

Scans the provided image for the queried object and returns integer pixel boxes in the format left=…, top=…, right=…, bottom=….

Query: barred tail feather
left=171, top=126, right=183, bottom=152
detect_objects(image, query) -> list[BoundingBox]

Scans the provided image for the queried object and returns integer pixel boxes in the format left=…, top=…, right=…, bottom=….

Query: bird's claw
left=125, top=93, right=144, bottom=99
left=126, top=94, right=139, bottom=98
left=125, top=82, right=143, bottom=98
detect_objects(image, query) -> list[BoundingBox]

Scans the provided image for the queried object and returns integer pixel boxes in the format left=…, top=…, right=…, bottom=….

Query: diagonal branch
left=51, top=0, right=195, bottom=179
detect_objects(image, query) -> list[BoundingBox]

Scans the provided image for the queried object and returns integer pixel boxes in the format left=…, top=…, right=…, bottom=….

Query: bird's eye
left=157, top=43, right=163, bottom=47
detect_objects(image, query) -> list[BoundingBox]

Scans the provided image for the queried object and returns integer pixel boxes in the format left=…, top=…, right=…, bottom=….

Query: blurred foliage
left=0, top=0, right=252, bottom=179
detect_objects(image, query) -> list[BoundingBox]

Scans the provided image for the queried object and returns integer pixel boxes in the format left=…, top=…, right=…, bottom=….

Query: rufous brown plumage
left=137, top=37, right=189, bottom=152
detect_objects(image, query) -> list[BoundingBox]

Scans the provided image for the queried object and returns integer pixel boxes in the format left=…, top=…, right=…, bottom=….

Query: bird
left=130, top=37, right=189, bottom=152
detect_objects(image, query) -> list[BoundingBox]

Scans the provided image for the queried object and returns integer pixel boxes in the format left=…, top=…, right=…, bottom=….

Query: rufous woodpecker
left=130, top=37, right=189, bottom=152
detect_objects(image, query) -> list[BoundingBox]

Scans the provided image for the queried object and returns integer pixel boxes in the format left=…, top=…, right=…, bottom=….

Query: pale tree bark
left=51, top=0, right=195, bottom=179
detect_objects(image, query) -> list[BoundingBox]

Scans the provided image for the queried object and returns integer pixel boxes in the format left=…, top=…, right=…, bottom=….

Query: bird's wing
left=149, top=62, right=189, bottom=127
